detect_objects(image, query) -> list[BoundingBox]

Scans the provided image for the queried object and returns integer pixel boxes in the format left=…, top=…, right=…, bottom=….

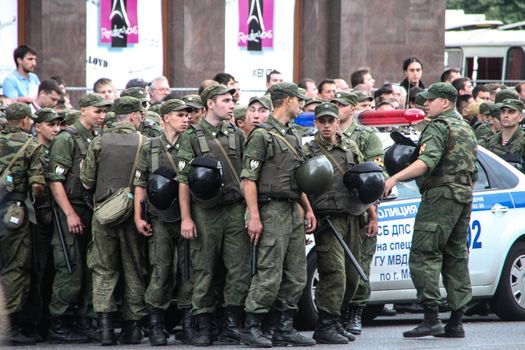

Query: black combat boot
left=272, top=310, right=315, bottom=346
left=20, top=323, right=44, bottom=343
left=98, top=313, right=116, bottom=346
left=148, top=309, right=167, bottom=346
left=435, top=309, right=465, bottom=338
left=403, top=307, right=445, bottom=338
left=240, top=312, right=273, bottom=348
left=335, top=321, right=356, bottom=341
left=217, top=305, right=242, bottom=344
left=345, top=305, right=364, bottom=335
left=313, top=311, right=348, bottom=344
left=260, top=312, right=275, bottom=341
left=5, top=313, right=36, bottom=346
left=119, top=320, right=143, bottom=344
left=192, top=313, right=212, bottom=346
left=48, top=316, right=89, bottom=343
left=176, top=307, right=194, bottom=344
left=74, top=318, right=99, bottom=342
left=340, top=304, right=351, bottom=328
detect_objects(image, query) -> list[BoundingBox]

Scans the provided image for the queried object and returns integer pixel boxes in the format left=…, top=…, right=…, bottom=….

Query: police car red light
left=358, top=109, right=425, bottom=126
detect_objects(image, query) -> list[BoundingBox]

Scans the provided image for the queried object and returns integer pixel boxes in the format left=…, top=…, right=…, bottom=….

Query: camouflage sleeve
left=79, top=136, right=102, bottom=189
left=417, top=120, right=448, bottom=172
left=174, top=130, right=196, bottom=184
left=349, top=140, right=365, bottom=164
left=241, top=129, right=269, bottom=181
left=302, top=142, right=314, bottom=159
left=27, top=140, right=45, bottom=186
left=133, top=139, right=151, bottom=188
left=361, top=130, right=384, bottom=163
left=46, top=132, right=75, bottom=181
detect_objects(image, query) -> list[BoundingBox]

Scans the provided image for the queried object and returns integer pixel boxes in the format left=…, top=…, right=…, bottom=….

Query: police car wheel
left=493, top=242, right=525, bottom=321
left=295, top=251, right=319, bottom=330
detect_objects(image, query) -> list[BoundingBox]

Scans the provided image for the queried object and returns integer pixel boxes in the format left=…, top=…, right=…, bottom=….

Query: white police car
left=297, top=123, right=525, bottom=328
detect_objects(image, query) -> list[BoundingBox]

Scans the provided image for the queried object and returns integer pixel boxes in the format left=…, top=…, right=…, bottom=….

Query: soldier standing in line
left=19, top=108, right=63, bottom=342
left=0, top=103, right=45, bottom=345
left=240, top=83, right=316, bottom=348
left=303, top=102, right=365, bottom=344
left=46, top=93, right=111, bottom=343
left=383, top=83, right=478, bottom=338
left=177, top=84, right=251, bottom=346
left=133, top=99, right=192, bottom=345
left=333, top=91, right=383, bottom=335
left=81, top=96, right=148, bottom=346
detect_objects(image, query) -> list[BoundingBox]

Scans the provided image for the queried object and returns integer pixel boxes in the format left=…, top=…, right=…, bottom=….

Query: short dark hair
left=298, top=78, right=315, bottom=90
left=350, top=68, right=370, bottom=88
left=266, top=70, right=281, bottom=83
left=49, top=76, right=65, bottom=87
left=213, top=73, right=235, bottom=86
left=516, top=81, right=525, bottom=94
left=409, top=87, right=424, bottom=104
left=402, top=57, right=423, bottom=71
left=38, top=79, right=63, bottom=96
left=14, top=45, right=37, bottom=67
left=93, top=77, right=113, bottom=92
left=317, top=79, right=335, bottom=93
left=456, top=94, right=472, bottom=113
left=374, top=84, right=394, bottom=100
left=452, top=77, right=471, bottom=92
left=440, top=68, right=460, bottom=82
left=472, top=84, right=489, bottom=99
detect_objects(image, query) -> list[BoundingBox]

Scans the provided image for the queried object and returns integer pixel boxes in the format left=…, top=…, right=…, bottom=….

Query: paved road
left=4, top=313, right=525, bottom=349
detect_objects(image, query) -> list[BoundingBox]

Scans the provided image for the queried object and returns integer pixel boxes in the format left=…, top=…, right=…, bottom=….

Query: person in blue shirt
left=2, top=45, right=41, bottom=104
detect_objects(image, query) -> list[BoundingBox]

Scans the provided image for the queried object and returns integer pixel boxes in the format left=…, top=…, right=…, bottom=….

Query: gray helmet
left=188, top=156, right=223, bottom=200
left=147, top=167, right=178, bottom=210
left=343, top=162, right=385, bottom=208
left=384, top=131, right=418, bottom=177
left=295, top=155, right=334, bottom=195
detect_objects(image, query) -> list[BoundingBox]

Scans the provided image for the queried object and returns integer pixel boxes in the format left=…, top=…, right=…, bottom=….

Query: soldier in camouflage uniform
left=480, top=99, right=525, bottom=172
left=133, top=99, right=191, bottom=345
left=0, top=103, right=45, bottom=345
left=177, top=84, right=250, bottom=346
left=473, top=102, right=494, bottom=141
left=303, top=102, right=364, bottom=344
left=81, top=96, right=148, bottom=346
left=46, top=93, right=111, bottom=343
left=384, top=83, right=478, bottom=338
left=183, top=94, right=205, bottom=125
left=121, top=87, right=163, bottom=138
left=19, top=109, right=63, bottom=342
left=240, top=83, right=316, bottom=348
left=333, top=91, right=383, bottom=335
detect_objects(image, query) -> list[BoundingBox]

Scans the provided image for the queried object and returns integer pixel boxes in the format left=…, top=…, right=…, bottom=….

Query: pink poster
left=100, top=0, right=139, bottom=47
left=238, top=0, right=274, bottom=50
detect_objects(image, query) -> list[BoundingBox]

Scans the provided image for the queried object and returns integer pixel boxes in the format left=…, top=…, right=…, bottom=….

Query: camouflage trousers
left=145, top=217, right=180, bottom=310
left=49, top=204, right=93, bottom=318
left=315, top=214, right=361, bottom=316
left=0, top=201, right=32, bottom=315
left=88, top=215, right=147, bottom=321
left=244, top=200, right=307, bottom=314
left=190, top=201, right=250, bottom=315
left=410, top=189, right=472, bottom=311
left=349, top=214, right=377, bottom=307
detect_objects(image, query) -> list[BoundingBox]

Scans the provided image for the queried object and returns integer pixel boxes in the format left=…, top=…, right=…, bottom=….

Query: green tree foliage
left=447, top=0, right=525, bottom=24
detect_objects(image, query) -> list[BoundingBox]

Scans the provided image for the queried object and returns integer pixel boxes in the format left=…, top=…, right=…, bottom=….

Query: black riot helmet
left=384, top=131, right=418, bottom=177
left=147, top=167, right=178, bottom=210
left=188, top=156, right=223, bottom=200
left=295, top=155, right=334, bottom=195
left=344, top=162, right=385, bottom=205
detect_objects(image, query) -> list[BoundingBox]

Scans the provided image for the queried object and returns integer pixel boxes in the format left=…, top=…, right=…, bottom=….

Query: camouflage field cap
left=144, top=111, right=162, bottom=124
left=113, top=96, right=147, bottom=115
left=161, top=99, right=191, bottom=116
left=269, top=82, right=306, bottom=101
left=500, top=98, right=525, bottom=112
left=248, top=95, right=273, bottom=110
left=495, top=89, right=520, bottom=104
left=233, top=105, right=247, bottom=121
left=420, top=83, right=458, bottom=102
left=331, top=91, right=357, bottom=106
left=414, top=92, right=426, bottom=108
left=355, top=91, right=374, bottom=103
left=314, top=102, right=340, bottom=119
left=304, top=97, right=323, bottom=108
left=5, top=103, right=35, bottom=120
left=489, top=103, right=502, bottom=118
left=200, top=84, right=236, bottom=106
left=104, top=111, right=116, bottom=126
left=479, top=102, right=491, bottom=116
left=121, top=87, right=149, bottom=101
left=79, top=93, right=113, bottom=108
left=183, top=95, right=204, bottom=109
left=34, top=108, right=63, bottom=123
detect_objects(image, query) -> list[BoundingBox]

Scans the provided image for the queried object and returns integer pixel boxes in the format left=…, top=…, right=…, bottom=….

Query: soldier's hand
left=304, top=210, right=316, bottom=233
left=383, top=178, right=397, bottom=198
left=66, top=212, right=85, bottom=235
left=366, top=217, right=379, bottom=237
left=181, top=218, right=197, bottom=239
left=136, top=219, right=152, bottom=237
left=247, top=216, right=263, bottom=245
